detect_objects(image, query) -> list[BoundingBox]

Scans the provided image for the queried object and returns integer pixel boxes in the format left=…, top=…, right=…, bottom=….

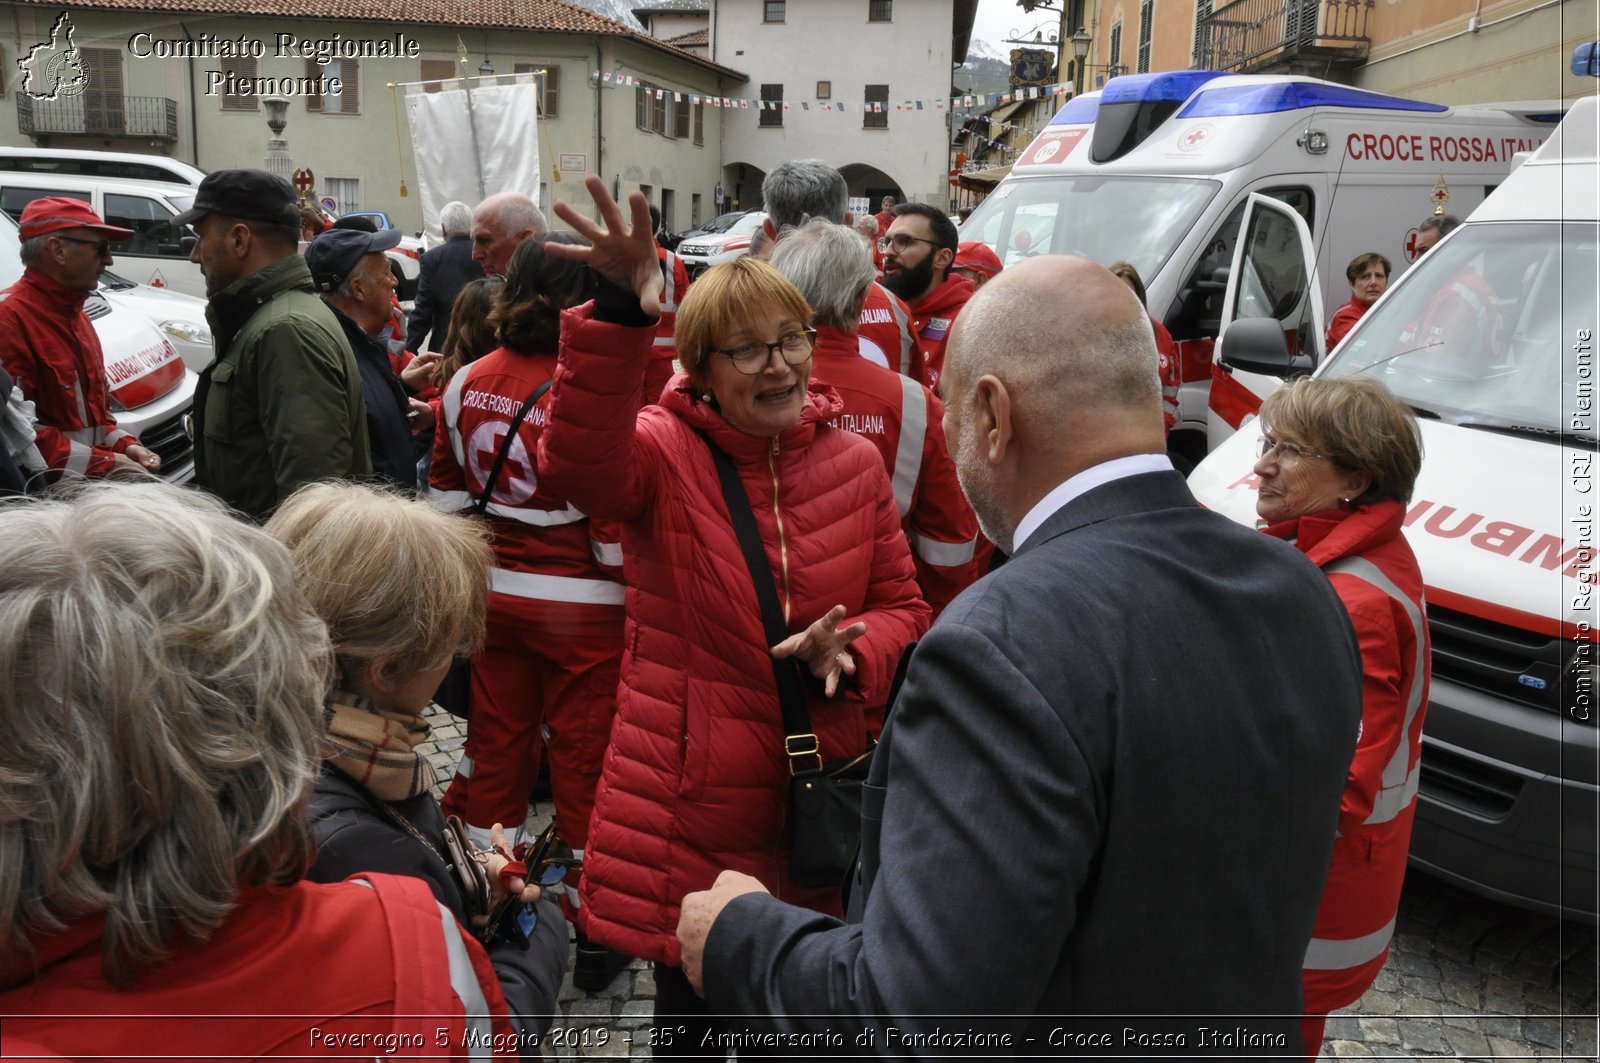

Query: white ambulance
left=1188, top=76, right=1599, bottom=923
left=961, top=71, right=1555, bottom=470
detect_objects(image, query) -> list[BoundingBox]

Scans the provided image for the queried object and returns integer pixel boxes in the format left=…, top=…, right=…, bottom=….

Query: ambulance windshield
left=1324, top=221, right=1597, bottom=441
left=962, top=175, right=1220, bottom=286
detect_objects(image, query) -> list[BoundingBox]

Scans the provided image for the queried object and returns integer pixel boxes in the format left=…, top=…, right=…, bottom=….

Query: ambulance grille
left=1426, top=605, right=1594, bottom=726
left=140, top=410, right=194, bottom=482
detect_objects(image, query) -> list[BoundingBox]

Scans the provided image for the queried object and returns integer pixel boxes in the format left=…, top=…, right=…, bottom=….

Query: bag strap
left=473, top=375, right=554, bottom=516
left=695, top=430, right=821, bottom=774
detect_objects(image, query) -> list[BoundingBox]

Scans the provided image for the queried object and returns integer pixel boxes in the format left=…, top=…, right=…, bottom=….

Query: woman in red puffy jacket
left=538, top=178, right=930, bottom=1056
left=1251, top=376, right=1430, bottom=1060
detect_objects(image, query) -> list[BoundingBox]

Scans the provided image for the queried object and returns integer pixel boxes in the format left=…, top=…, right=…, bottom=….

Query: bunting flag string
left=588, top=68, right=1077, bottom=123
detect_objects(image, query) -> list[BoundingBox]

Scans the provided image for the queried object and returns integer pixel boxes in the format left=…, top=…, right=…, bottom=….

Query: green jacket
left=193, top=256, right=371, bottom=521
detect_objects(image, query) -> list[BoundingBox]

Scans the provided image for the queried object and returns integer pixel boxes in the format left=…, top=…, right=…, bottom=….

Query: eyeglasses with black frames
left=717, top=327, right=817, bottom=375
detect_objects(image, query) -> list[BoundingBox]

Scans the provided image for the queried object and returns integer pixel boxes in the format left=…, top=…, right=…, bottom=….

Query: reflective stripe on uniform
left=442, top=366, right=470, bottom=469
left=915, top=533, right=978, bottom=567
left=1303, top=915, right=1396, bottom=970
left=63, top=440, right=93, bottom=476
left=661, top=252, right=681, bottom=311
left=1324, top=555, right=1428, bottom=827
left=592, top=539, right=623, bottom=567
left=429, top=487, right=474, bottom=513
left=889, top=291, right=915, bottom=378
left=104, top=427, right=132, bottom=449
left=890, top=375, right=926, bottom=518
left=490, top=567, right=625, bottom=605
left=435, top=901, right=495, bottom=1060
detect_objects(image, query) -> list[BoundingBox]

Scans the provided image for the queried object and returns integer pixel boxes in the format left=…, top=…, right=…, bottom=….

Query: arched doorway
left=838, top=163, right=903, bottom=211
left=721, top=162, right=768, bottom=213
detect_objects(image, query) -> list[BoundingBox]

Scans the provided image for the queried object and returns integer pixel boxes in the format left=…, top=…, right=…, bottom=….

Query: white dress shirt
left=1011, top=453, right=1174, bottom=552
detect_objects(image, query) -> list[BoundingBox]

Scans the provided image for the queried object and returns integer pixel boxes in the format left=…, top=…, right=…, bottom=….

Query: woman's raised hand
left=548, top=174, right=664, bottom=317
left=770, top=604, right=868, bottom=698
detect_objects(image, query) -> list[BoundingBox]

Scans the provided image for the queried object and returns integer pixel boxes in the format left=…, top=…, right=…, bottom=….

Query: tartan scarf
left=324, top=688, right=438, bottom=802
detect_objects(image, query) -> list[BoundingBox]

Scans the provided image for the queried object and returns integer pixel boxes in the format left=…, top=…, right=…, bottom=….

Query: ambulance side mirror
left=1219, top=317, right=1297, bottom=376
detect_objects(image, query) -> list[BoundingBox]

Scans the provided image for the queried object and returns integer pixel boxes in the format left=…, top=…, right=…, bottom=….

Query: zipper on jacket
left=769, top=437, right=792, bottom=625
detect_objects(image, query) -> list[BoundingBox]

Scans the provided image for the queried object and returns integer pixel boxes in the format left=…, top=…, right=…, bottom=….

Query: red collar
left=909, top=273, right=976, bottom=318
left=1261, top=500, right=1407, bottom=566
left=13, top=268, right=91, bottom=313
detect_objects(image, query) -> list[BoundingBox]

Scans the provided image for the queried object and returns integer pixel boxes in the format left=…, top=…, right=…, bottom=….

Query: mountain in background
left=566, top=0, right=643, bottom=30
left=956, top=44, right=1013, bottom=101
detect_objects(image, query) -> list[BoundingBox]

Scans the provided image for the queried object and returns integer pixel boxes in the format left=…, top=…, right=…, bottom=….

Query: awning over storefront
left=958, top=165, right=1011, bottom=192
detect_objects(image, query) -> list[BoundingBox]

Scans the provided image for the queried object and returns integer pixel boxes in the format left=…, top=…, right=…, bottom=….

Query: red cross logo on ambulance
left=1177, top=124, right=1215, bottom=152
left=467, top=421, right=537, bottom=504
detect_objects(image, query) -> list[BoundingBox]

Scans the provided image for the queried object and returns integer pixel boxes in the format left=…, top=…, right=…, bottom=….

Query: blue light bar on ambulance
left=1574, top=42, right=1599, bottom=77
left=1046, top=93, right=1102, bottom=127
left=1178, top=82, right=1447, bottom=119
left=1090, top=70, right=1228, bottom=163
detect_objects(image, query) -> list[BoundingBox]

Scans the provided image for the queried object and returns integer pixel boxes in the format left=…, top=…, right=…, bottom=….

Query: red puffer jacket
left=539, top=304, right=931, bottom=966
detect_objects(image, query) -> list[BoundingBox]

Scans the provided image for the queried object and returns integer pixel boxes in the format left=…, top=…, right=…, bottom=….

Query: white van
left=1187, top=80, right=1599, bottom=924
left=961, top=72, right=1556, bottom=469
left=0, top=163, right=206, bottom=299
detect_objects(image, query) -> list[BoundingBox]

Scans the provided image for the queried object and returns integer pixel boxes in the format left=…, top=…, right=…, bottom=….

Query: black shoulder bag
left=697, top=430, right=872, bottom=889
left=433, top=375, right=555, bottom=719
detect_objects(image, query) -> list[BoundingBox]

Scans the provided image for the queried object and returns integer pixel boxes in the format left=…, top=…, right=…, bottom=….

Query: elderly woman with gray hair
left=0, top=482, right=517, bottom=1057
left=771, top=218, right=984, bottom=613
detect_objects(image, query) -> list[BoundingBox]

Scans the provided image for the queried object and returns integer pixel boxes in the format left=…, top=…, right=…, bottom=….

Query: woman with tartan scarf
left=266, top=482, right=567, bottom=1056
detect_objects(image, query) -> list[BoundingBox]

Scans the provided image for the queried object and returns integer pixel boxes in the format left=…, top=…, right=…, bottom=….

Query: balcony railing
left=1196, top=0, right=1371, bottom=73
left=17, top=95, right=179, bottom=141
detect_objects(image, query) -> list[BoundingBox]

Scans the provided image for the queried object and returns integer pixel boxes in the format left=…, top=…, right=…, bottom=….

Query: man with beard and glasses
left=878, top=203, right=971, bottom=390
left=676, top=256, right=1364, bottom=1053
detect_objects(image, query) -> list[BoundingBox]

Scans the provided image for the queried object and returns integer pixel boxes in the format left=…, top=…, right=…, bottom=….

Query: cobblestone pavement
left=420, top=707, right=1599, bottom=1059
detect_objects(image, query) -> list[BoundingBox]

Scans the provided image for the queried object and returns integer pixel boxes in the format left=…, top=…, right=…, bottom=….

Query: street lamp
left=1070, top=26, right=1091, bottom=97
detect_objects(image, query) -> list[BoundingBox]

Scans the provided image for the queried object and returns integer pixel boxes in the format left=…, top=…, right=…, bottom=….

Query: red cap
left=953, top=241, right=1003, bottom=278
left=18, top=197, right=134, bottom=241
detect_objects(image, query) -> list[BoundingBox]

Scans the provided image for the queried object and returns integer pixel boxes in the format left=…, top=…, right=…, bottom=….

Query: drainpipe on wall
left=595, top=41, right=604, bottom=187
left=180, top=20, right=200, bottom=165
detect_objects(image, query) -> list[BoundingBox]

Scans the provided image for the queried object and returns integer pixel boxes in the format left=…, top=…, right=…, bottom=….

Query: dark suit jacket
left=406, top=235, right=483, bottom=353
left=704, top=470, right=1364, bottom=1052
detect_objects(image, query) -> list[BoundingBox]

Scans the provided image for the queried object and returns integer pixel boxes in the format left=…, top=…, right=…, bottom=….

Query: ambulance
left=960, top=71, right=1555, bottom=470
left=1187, top=68, right=1599, bottom=923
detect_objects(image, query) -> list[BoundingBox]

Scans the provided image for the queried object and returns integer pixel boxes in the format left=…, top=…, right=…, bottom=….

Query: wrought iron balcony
left=17, top=95, right=179, bottom=141
left=1196, top=0, right=1371, bottom=74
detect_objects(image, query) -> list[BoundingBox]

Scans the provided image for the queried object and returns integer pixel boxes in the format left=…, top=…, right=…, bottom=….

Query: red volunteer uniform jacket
left=1153, top=317, right=1181, bottom=434
left=906, top=273, right=976, bottom=391
left=643, top=247, right=691, bottom=404
left=0, top=270, right=143, bottom=478
left=0, top=875, right=516, bottom=1059
left=810, top=325, right=982, bottom=614
left=1266, top=501, right=1430, bottom=1013
left=538, top=304, right=931, bottom=966
left=1325, top=299, right=1368, bottom=352
left=858, top=282, right=929, bottom=386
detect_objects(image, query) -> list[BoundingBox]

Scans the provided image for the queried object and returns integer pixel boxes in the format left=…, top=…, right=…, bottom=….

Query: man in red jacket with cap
left=880, top=203, right=974, bottom=391
left=0, top=198, right=161, bottom=481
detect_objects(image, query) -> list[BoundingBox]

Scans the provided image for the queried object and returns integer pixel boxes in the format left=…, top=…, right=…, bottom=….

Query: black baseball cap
left=304, top=228, right=402, bottom=292
left=172, top=169, right=301, bottom=228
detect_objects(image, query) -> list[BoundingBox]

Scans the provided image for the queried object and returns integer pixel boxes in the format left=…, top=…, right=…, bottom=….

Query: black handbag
left=698, top=430, right=871, bottom=890
left=432, top=375, right=555, bottom=719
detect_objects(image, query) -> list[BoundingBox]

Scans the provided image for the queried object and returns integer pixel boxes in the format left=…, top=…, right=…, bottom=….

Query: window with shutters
left=636, top=82, right=650, bottom=129
left=759, top=83, right=782, bottom=127
left=306, top=59, right=359, bottom=114
left=1137, top=1, right=1154, bottom=72
left=674, top=93, right=691, bottom=138
left=325, top=177, right=361, bottom=215
left=863, top=84, right=888, bottom=129
left=420, top=58, right=456, bottom=93
left=653, top=86, right=669, bottom=132
left=1109, top=23, right=1123, bottom=74
left=1193, top=0, right=1214, bottom=66
left=693, top=99, right=704, bottom=145
left=221, top=56, right=258, bottom=110
left=78, top=48, right=124, bottom=135
left=514, top=63, right=560, bottom=117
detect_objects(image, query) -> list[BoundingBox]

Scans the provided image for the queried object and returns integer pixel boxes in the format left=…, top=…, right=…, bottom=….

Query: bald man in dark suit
left=678, top=256, right=1364, bottom=1055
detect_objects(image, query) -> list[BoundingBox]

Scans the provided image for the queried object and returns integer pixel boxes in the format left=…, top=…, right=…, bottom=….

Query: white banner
left=405, top=76, right=541, bottom=242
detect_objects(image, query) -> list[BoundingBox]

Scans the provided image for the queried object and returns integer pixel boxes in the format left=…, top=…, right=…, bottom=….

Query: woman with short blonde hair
left=267, top=481, right=567, bottom=1052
